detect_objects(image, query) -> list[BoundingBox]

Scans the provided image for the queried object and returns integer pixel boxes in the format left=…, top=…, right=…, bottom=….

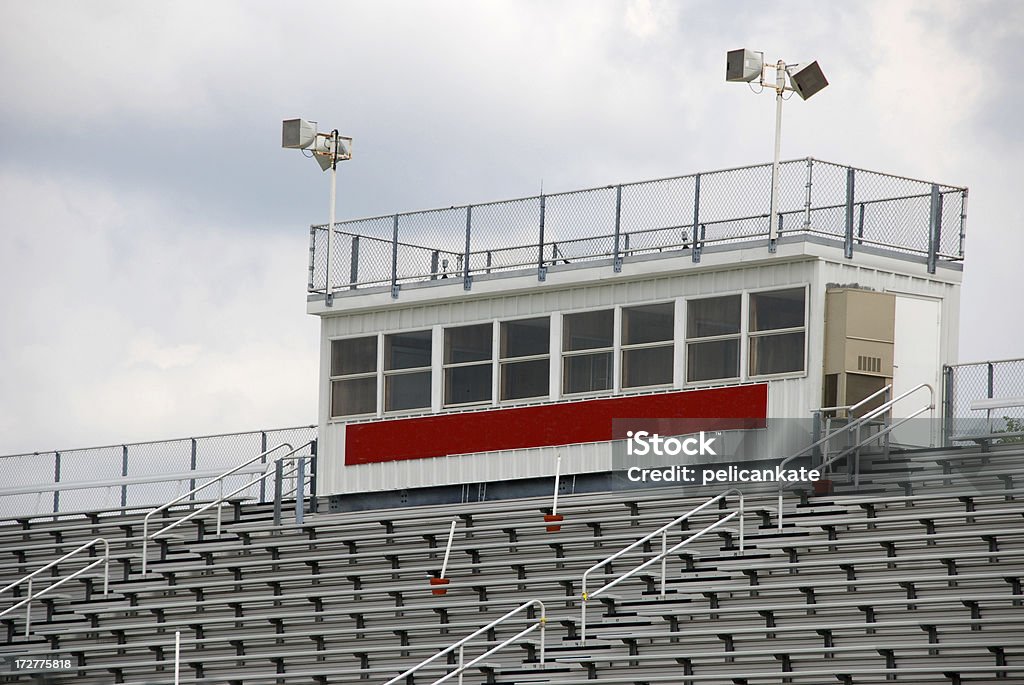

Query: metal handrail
left=0, top=537, right=110, bottom=635
left=777, top=383, right=934, bottom=529
left=380, top=599, right=546, bottom=685
left=141, top=441, right=312, bottom=574
left=579, top=488, right=744, bottom=640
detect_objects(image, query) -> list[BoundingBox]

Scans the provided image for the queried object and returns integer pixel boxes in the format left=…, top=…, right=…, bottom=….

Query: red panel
left=345, top=384, right=767, bottom=465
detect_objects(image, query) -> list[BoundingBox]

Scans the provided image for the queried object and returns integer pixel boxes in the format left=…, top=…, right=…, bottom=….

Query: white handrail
left=380, top=599, right=546, bottom=685
left=777, top=383, right=934, bottom=529
left=579, top=488, right=744, bottom=640
left=141, top=441, right=312, bottom=574
left=0, top=537, right=110, bottom=635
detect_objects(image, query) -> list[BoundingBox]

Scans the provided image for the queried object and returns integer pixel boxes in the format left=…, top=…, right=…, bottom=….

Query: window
left=748, top=287, right=806, bottom=376
left=444, top=324, right=493, bottom=406
left=384, top=330, right=432, bottom=412
left=500, top=317, right=550, bottom=401
left=621, top=303, right=674, bottom=388
left=563, top=309, right=613, bottom=394
left=686, top=295, right=741, bottom=382
left=330, top=336, right=377, bottom=417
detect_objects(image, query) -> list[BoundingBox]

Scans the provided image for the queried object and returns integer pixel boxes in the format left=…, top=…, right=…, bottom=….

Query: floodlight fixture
left=725, top=49, right=829, bottom=251
left=282, top=118, right=354, bottom=306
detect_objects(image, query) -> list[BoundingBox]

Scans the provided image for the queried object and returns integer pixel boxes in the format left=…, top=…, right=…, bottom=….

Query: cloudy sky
left=1, top=0, right=1022, bottom=455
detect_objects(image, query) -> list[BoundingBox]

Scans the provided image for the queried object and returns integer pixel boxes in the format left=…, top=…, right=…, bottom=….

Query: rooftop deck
left=307, top=158, right=967, bottom=299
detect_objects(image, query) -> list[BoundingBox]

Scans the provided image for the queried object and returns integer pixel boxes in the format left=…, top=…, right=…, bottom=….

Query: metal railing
left=0, top=537, right=110, bottom=636
left=141, top=441, right=314, bottom=574
left=0, top=425, right=317, bottom=518
left=944, top=357, right=1024, bottom=444
left=381, top=599, right=546, bottom=685
left=310, top=158, right=968, bottom=298
left=579, top=489, right=744, bottom=641
left=777, top=383, right=934, bottom=529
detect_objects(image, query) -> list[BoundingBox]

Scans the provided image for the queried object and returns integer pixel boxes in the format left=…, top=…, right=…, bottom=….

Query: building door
left=891, top=294, right=941, bottom=446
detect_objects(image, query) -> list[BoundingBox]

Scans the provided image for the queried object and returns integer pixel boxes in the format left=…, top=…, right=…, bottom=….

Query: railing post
left=942, top=365, right=954, bottom=447
left=959, top=188, right=968, bottom=259
left=927, top=184, right=941, bottom=274
left=391, top=215, right=400, bottom=298
left=189, top=438, right=197, bottom=500
left=537, top=194, right=547, bottom=281
left=692, top=174, right=702, bottom=263
left=844, top=167, right=855, bottom=259
left=857, top=203, right=865, bottom=244
left=307, top=226, right=316, bottom=291
left=430, top=250, right=439, bottom=280
left=309, top=438, right=318, bottom=514
left=350, top=235, right=360, bottom=290
left=802, top=157, right=813, bottom=231
left=121, top=445, right=129, bottom=509
left=295, top=457, right=306, bottom=525
left=463, top=206, right=473, bottom=291
left=612, top=185, right=623, bottom=272
left=811, top=411, right=822, bottom=464
left=259, top=431, right=268, bottom=503
left=52, top=452, right=61, bottom=514
left=274, top=459, right=283, bottom=527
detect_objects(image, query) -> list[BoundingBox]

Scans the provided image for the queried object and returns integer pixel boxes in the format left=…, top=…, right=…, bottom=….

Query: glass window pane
left=563, top=310, right=613, bottom=351
left=385, top=370, right=432, bottom=412
left=444, top=364, right=492, bottom=405
left=501, top=317, right=550, bottom=359
left=562, top=351, right=612, bottom=394
left=331, top=337, right=377, bottom=376
left=622, top=303, right=674, bottom=346
left=331, top=377, right=376, bottom=417
left=686, top=339, right=739, bottom=382
left=750, top=288, right=805, bottom=331
left=501, top=359, right=549, bottom=400
left=622, top=346, right=674, bottom=388
left=445, top=324, right=493, bottom=364
left=750, top=331, right=805, bottom=375
left=687, top=296, right=741, bottom=339
left=385, top=330, right=432, bottom=370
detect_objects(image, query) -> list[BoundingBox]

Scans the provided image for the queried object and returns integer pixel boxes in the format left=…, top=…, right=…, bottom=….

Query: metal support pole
left=273, top=459, right=283, bottom=527
left=295, top=457, right=306, bottom=525
left=350, top=236, right=360, bottom=289
left=440, top=520, right=456, bottom=578
left=463, top=206, right=473, bottom=291
left=768, top=60, right=784, bottom=254
left=121, top=445, right=129, bottom=509
left=552, top=455, right=562, bottom=515
left=802, top=157, right=813, bottom=230
left=660, top=531, right=667, bottom=598
left=174, top=630, right=181, bottom=685
left=307, top=226, right=316, bottom=291
left=959, top=189, right=969, bottom=258
left=260, top=431, right=268, bottom=503
left=692, top=174, right=702, bottom=263
left=326, top=131, right=338, bottom=307
left=537, top=194, right=547, bottom=281
left=430, top=250, right=439, bottom=280
left=927, top=184, right=941, bottom=274
left=844, top=167, right=855, bottom=259
left=942, top=365, right=954, bottom=447
left=612, top=185, right=623, bottom=272
left=189, top=438, right=197, bottom=500
left=53, top=452, right=61, bottom=514
left=391, top=215, right=400, bottom=298
left=309, top=438, right=318, bottom=514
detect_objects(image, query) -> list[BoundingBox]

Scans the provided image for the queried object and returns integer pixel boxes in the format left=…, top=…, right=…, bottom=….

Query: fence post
left=612, top=185, right=623, bottom=273
left=309, top=438, right=318, bottom=514
left=308, top=226, right=316, bottom=291
left=295, top=457, right=306, bottom=526
left=260, top=431, right=268, bottom=504
left=189, top=438, right=197, bottom=501
left=391, top=215, right=400, bottom=298
left=537, top=194, right=547, bottom=281
left=692, top=174, right=702, bottom=263
left=958, top=189, right=968, bottom=259
left=463, top=206, right=473, bottom=291
left=430, top=250, right=439, bottom=280
left=942, top=365, right=954, bottom=447
left=927, top=184, right=941, bottom=274
left=987, top=362, right=994, bottom=400
left=802, top=157, right=813, bottom=231
left=121, top=445, right=129, bottom=509
left=857, top=203, right=865, bottom=243
left=844, top=167, right=855, bottom=259
left=273, top=459, right=283, bottom=527
left=350, top=235, right=360, bottom=290
left=52, top=452, right=61, bottom=514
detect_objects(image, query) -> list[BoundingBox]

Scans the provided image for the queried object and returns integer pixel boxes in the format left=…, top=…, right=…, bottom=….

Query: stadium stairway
left=0, top=442, right=1021, bottom=685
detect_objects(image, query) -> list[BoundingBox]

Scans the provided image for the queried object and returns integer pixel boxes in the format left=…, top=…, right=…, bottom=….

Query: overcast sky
left=1, top=0, right=1022, bottom=455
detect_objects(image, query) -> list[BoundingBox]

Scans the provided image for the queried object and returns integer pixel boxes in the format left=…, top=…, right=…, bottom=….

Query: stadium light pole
left=726, top=49, right=828, bottom=253
left=282, top=119, right=353, bottom=306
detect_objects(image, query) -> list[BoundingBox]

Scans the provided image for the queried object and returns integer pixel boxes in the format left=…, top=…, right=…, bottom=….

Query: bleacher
left=1, top=442, right=1022, bottom=684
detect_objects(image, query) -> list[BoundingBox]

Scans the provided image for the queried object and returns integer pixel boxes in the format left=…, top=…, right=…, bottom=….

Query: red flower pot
left=544, top=514, right=564, bottom=532
left=430, top=577, right=450, bottom=596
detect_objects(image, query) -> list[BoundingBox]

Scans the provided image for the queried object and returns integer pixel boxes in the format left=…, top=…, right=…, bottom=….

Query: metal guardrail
left=579, top=488, right=745, bottom=641
left=0, top=537, right=110, bottom=636
left=0, top=425, right=317, bottom=518
left=381, top=599, right=546, bottom=685
left=777, top=383, right=935, bottom=529
left=944, top=358, right=1024, bottom=444
left=141, top=441, right=314, bottom=574
left=310, top=158, right=968, bottom=298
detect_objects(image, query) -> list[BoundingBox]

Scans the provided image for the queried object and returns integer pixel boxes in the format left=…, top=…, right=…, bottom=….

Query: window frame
left=745, top=285, right=809, bottom=379
left=561, top=307, right=616, bottom=397
left=442, top=322, right=496, bottom=408
left=382, top=329, right=434, bottom=415
left=683, top=292, right=743, bottom=385
left=328, top=334, right=380, bottom=419
left=620, top=301, right=675, bottom=390
left=498, top=315, right=552, bottom=403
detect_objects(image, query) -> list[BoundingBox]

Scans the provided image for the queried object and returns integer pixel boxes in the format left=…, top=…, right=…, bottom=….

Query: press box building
left=305, top=158, right=967, bottom=508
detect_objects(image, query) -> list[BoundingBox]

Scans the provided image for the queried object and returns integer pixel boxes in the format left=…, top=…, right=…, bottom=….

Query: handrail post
left=52, top=452, right=61, bottom=514
left=537, top=194, right=547, bottom=281
left=802, top=157, right=813, bottom=231
left=927, top=184, right=941, bottom=274
left=660, top=531, right=667, bottom=598
left=121, top=444, right=129, bottom=509
left=612, top=185, right=623, bottom=272
left=295, top=456, right=306, bottom=525
left=463, top=206, right=473, bottom=291
left=391, top=215, right=400, bottom=299
left=692, top=174, right=701, bottom=263
left=189, top=438, right=197, bottom=500
left=457, top=644, right=465, bottom=685
left=274, top=458, right=284, bottom=526
left=25, top=576, right=32, bottom=634
left=844, top=167, right=855, bottom=259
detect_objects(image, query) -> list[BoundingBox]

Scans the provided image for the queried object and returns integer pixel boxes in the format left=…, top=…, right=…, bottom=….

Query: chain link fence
left=943, top=359, right=1024, bottom=444
left=0, top=426, right=316, bottom=518
left=309, top=158, right=967, bottom=296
